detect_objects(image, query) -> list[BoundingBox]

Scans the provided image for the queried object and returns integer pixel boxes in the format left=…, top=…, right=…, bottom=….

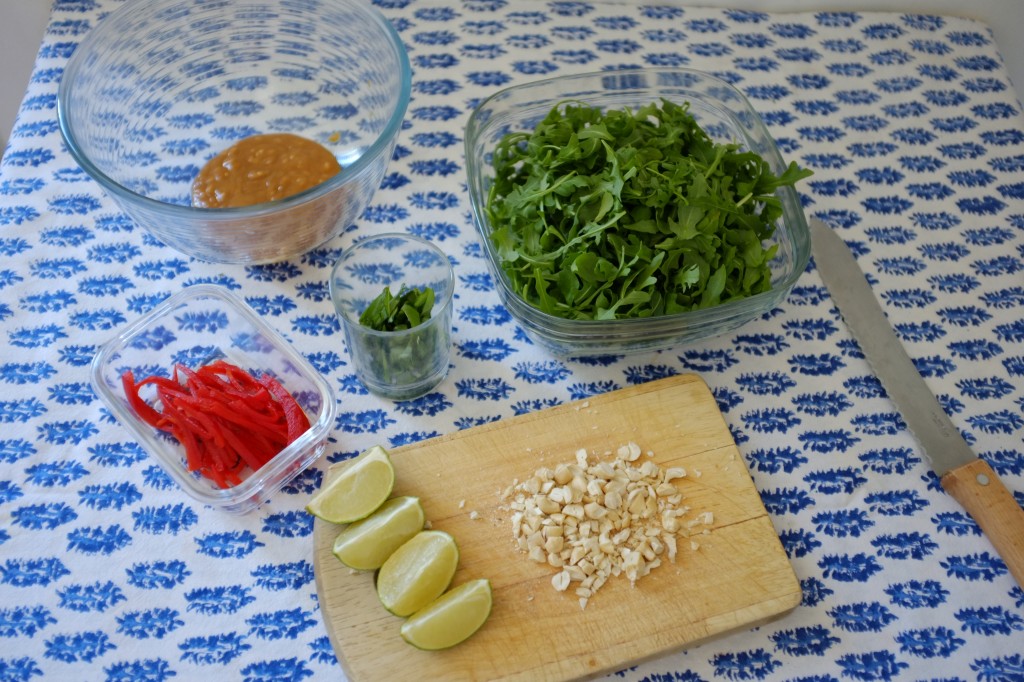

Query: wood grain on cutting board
left=313, top=373, right=800, bottom=682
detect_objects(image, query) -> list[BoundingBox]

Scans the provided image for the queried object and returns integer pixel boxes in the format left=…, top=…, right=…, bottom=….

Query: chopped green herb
left=359, top=285, right=435, bottom=332
left=484, top=98, right=812, bottom=321
left=355, top=285, right=443, bottom=392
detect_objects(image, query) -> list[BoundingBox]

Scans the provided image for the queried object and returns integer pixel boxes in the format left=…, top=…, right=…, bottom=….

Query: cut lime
left=377, top=530, right=459, bottom=617
left=332, top=496, right=425, bottom=571
left=400, top=579, right=492, bottom=650
left=306, top=445, right=395, bottom=524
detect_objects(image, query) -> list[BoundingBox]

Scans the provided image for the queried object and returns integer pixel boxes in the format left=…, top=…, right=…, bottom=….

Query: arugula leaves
left=484, top=98, right=812, bottom=321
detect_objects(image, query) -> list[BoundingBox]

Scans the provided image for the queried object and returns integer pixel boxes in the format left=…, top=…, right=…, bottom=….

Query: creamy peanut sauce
left=191, top=133, right=342, bottom=208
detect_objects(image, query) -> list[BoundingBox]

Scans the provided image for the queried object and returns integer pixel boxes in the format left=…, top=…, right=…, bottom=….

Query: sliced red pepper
left=200, top=360, right=264, bottom=394
left=259, top=374, right=312, bottom=443
left=169, top=396, right=228, bottom=451
left=194, top=440, right=226, bottom=489
left=137, top=374, right=193, bottom=414
left=227, top=423, right=286, bottom=467
left=157, top=398, right=203, bottom=472
left=175, top=364, right=223, bottom=403
left=217, top=423, right=267, bottom=472
left=197, top=398, right=288, bottom=444
left=122, top=371, right=164, bottom=428
left=137, top=374, right=186, bottom=392
left=120, top=360, right=312, bottom=490
left=225, top=383, right=277, bottom=412
left=196, top=362, right=284, bottom=416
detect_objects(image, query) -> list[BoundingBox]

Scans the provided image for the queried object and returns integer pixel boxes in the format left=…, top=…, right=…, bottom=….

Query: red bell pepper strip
left=230, top=425, right=286, bottom=466
left=195, top=398, right=288, bottom=444
left=155, top=396, right=204, bottom=472
left=172, top=391, right=282, bottom=444
left=171, top=421, right=203, bottom=473
left=121, top=371, right=164, bottom=428
left=259, top=374, right=312, bottom=443
left=217, top=423, right=268, bottom=472
left=193, top=362, right=285, bottom=419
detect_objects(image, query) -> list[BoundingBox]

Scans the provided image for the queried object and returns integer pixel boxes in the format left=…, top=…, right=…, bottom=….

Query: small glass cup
left=330, top=233, right=455, bottom=400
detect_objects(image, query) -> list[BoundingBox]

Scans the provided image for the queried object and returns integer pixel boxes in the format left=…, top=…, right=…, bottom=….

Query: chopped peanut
left=501, top=441, right=711, bottom=609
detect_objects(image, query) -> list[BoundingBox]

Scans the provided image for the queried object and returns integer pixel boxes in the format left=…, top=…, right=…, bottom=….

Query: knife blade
left=808, top=217, right=1024, bottom=587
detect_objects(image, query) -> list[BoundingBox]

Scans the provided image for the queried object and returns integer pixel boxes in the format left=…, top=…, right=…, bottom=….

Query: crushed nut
left=503, top=442, right=709, bottom=609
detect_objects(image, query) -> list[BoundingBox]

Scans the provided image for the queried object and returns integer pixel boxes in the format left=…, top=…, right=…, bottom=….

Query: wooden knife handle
left=941, top=458, right=1024, bottom=588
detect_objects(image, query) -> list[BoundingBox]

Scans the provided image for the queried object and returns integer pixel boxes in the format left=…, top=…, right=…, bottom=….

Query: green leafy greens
left=359, top=285, right=435, bottom=332
left=484, top=98, right=812, bottom=321
left=355, top=285, right=441, bottom=391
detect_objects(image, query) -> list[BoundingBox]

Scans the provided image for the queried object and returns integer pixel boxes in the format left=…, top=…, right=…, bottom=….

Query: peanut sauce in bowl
left=192, top=133, right=342, bottom=208
left=57, top=0, right=411, bottom=263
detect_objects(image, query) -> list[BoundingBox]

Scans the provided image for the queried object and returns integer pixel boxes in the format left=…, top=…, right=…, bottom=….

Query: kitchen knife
left=808, top=217, right=1024, bottom=588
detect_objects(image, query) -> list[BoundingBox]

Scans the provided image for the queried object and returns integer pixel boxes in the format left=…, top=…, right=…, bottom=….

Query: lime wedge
left=306, top=445, right=395, bottom=524
left=400, top=579, right=493, bottom=650
left=377, top=530, right=459, bottom=617
left=332, top=496, right=425, bottom=571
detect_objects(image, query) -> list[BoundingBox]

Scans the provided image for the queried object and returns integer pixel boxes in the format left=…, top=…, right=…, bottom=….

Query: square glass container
left=464, top=68, right=811, bottom=356
left=91, top=284, right=337, bottom=513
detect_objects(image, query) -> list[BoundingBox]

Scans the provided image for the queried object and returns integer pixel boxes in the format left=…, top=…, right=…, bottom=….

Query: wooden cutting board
left=312, top=374, right=800, bottom=681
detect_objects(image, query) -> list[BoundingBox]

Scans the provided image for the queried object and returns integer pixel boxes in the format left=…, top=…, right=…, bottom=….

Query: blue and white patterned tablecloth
left=3, top=1, right=1024, bottom=680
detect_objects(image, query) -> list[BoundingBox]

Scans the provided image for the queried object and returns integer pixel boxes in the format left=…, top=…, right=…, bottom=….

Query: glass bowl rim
left=56, top=0, right=412, bottom=218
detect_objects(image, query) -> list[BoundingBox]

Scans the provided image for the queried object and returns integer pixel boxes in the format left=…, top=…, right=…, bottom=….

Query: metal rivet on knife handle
left=940, top=459, right=1024, bottom=588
